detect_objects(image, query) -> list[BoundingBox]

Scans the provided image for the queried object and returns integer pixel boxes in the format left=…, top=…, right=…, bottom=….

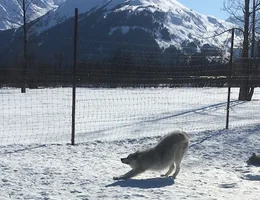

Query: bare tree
left=21, top=0, right=29, bottom=93
left=2, top=0, right=35, bottom=93
left=224, top=0, right=260, bottom=100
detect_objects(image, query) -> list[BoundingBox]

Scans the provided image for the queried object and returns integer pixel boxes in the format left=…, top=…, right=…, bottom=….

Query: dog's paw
left=160, top=174, right=168, bottom=178
left=113, top=176, right=120, bottom=180
left=113, top=176, right=128, bottom=180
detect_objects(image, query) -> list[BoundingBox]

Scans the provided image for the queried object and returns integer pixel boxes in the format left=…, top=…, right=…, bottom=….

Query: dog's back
left=151, top=131, right=190, bottom=170
left=155, top=131, right=190, bottom=152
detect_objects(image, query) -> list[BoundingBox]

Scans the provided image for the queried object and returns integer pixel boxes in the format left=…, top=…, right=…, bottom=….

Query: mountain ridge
left=29, top=0, right=235, bottom=49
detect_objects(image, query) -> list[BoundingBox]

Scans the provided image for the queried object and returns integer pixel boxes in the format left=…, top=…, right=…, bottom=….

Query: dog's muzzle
left=121, top=158, right=129, bottom=164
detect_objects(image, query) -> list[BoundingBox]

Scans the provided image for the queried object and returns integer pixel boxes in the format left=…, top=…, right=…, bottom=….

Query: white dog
left=113, top=130, right=190, bottom=180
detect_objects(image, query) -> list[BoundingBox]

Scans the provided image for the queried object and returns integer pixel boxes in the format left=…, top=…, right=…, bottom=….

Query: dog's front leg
left=160, top=163, right=175, bottom=178
left=113, top=169, right=144, bottom=180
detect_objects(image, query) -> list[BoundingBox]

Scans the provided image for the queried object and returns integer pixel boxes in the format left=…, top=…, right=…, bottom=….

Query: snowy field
left=0, top=87, right=260, bottom=199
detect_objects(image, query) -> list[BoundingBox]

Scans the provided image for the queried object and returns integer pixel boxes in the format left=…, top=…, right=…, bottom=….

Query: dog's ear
left=135, top=151, right=142, bottom=156
left=126, top=153, right=137, bottom=160
left=130, top=152, right=140, bottom=159
left=252, top=153, right=256, bottom=157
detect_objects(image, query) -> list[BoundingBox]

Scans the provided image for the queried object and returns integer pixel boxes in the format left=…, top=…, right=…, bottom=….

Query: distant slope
left=0, top=0, right=66, bottom=30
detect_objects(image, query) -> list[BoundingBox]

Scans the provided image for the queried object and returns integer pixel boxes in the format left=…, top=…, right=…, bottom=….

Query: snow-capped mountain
left=0, top=0, right=66, bottom=30
left=31, top=0, right=236, bottom=49
left=0, top=0, right=240, bottom=65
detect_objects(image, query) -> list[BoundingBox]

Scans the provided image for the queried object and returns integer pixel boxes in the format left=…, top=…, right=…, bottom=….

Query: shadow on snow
left=242, top=173, right=260, bottom=181
left=78, top=100, right=247, bottom=138
left=106, top=177, right=174, bottom=189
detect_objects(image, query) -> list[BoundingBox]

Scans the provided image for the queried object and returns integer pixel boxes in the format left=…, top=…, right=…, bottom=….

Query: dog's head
left=121, top=152, right=140, bottom=168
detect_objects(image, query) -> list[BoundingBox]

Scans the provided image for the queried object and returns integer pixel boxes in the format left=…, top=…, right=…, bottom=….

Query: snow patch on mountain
left=33, top=0, right=117, bottom=34
left=109, top=26, right=131, bottom=35
left=110, top=1, right=235, bottom=49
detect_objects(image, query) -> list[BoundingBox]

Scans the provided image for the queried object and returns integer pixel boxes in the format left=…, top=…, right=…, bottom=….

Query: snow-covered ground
left=0, top=87, right=260, bottom=199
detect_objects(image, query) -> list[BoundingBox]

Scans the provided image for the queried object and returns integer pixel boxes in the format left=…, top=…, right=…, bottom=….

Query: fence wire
left=0, top=33, right=260, bottom=145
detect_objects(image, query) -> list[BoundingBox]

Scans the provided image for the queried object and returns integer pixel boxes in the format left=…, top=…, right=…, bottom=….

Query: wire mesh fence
left=1, top=85, right=259, bottom=145
left=0, top=87, right=72, bottom=144
left=0, top=22, right=260, bottom=145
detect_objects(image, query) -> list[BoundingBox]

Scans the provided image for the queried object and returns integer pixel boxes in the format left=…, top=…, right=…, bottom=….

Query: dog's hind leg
left=171, top=148, right=185, bottom=179
left=171, top=142, right=189, bottom=179
left=172, top=161, right=181, bottom=179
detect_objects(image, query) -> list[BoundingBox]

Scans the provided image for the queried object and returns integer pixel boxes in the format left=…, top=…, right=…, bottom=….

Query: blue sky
left=178, top=0, right=229, bottom=20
